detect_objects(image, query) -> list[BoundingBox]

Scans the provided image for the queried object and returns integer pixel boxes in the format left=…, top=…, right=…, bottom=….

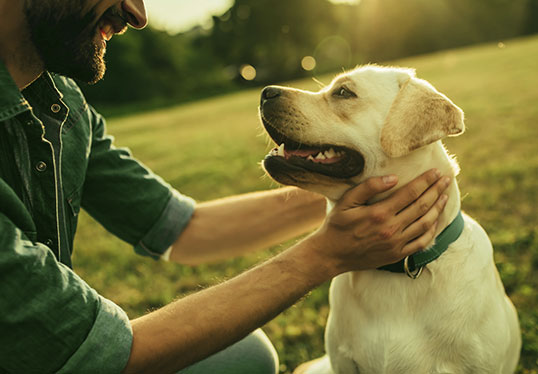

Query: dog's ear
left=380, top=77, right=465, bottom=158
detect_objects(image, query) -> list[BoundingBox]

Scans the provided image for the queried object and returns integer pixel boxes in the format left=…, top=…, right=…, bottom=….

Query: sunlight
left=146, top=0, right=234, bottom=33
left=329, top=0, right=360, bottom=4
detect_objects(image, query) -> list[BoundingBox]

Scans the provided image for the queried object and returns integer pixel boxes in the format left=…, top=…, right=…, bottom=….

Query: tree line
left=81, top=0, right=538, bottom=112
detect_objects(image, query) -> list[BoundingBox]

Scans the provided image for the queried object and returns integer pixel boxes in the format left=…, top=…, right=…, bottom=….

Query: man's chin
left=73, top=64, right=106, bottom=85
left=79, top=55, right=106, bottom=85
left=45, top=44, right=106, bottom=84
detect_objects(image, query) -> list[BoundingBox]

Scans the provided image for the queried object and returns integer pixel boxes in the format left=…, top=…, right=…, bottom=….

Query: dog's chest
left=327, top=271, right=463, bottom=369
left=325, top=220, right=507, bottom=372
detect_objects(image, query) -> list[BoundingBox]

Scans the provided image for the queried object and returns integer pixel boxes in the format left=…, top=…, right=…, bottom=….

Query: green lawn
left=74, top=35, right=538, bottom=373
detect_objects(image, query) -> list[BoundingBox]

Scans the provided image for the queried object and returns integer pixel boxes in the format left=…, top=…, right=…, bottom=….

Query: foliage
left=81, top=28, right=237, bottom=111
left=73, top=36, right=538, bottom=373
left=81, top=0, right=537, bottom=112
left=209, top=0, right=338, bottom=81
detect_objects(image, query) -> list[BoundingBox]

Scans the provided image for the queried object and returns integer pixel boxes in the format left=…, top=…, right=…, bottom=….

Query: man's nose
left=122, top=0, right=148, bottom=29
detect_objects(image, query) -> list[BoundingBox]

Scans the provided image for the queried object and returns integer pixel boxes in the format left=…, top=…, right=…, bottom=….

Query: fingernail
left=442, top=177, right=451, bottom=187
left=433, top=168, right=441, bottom=178
left=383, top=175, right=397, bottom=185
left=440, top=194, right=448, bottom=204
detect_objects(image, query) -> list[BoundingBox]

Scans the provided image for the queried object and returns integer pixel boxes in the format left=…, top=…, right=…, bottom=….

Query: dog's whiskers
left=312, top=77, right=326, bottom=88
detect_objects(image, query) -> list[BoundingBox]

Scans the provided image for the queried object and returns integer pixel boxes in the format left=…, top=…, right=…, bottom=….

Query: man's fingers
left=384, top=169, right=442, bottom=213
left=396, top=176, right=450, bottom=227
left=338, top=175, right=398, bottom=210
left=400, top=220, right=439, bottom=257
left=400, top=194, right=447, bottom=240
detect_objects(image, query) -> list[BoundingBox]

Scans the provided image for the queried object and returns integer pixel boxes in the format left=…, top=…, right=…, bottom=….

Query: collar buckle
left=404, top=255, right=423, bottom=279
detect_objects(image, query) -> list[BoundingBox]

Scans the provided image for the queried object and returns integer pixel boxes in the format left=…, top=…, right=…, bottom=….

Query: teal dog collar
left=378, top=211, right=465, bottom=279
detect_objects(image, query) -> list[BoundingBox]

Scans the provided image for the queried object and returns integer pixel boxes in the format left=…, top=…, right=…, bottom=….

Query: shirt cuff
left=134, top=189, right=196, bottom=260
left=56, top=297, right=133, bottom=374
left=161, top=246, right=173, bottom=261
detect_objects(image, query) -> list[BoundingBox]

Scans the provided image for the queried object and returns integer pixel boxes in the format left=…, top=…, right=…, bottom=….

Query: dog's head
left=259, top=65, right=464, bottom=200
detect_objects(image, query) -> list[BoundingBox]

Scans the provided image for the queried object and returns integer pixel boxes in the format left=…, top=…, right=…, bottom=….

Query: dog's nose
left=261, top=86, right=282, bottom=103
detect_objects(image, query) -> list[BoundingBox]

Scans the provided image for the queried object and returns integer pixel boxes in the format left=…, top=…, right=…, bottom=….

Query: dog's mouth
left=262, top=121, right=365, bottom=179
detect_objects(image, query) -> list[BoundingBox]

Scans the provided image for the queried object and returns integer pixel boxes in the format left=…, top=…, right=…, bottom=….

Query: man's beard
left=24, top=1, right=112, bottom=84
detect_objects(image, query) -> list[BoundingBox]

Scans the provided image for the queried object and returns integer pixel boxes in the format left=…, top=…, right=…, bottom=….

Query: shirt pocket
left=61, top=106, right=91, bottom=205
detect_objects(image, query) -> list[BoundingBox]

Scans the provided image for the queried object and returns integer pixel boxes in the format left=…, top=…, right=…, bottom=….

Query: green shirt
left=0, top=62, right=196, bottom=373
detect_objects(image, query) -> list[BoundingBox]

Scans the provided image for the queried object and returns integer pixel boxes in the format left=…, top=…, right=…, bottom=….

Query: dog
left=259, top=65, right=521, bottom=373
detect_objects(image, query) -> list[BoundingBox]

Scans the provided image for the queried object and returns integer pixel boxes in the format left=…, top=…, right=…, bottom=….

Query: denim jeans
left=178, top=329, right=279, bottom=374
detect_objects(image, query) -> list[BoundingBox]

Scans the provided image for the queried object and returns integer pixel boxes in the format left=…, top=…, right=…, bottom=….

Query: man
left=0, top=0, right=450, bottom=373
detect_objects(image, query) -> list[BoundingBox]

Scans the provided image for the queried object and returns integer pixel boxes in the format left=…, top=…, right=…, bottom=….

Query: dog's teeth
left=277, top=143, right=285, bottom=157
left=307, top=155, right=314, bottom=161
left=325, top=148, right=336, bottom=158
left=315, top=152, right=326, bottom=160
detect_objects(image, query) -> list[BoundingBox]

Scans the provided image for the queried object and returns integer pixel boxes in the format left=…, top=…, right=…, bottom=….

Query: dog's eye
left=332, top=86, right=356, bottom=99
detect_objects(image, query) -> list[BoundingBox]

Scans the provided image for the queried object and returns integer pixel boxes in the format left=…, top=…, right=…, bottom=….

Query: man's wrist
left=285, top=234, right=339, bottom=286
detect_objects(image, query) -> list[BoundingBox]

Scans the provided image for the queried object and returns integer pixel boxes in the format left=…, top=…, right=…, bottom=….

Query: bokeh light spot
left=301, top=56, right=317, bottom=71
left=240, top=64, right=257, bottom=80
left=313, top=35, right=352, bottom=72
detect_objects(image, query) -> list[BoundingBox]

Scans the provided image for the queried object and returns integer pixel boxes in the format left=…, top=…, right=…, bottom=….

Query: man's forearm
left=123, top=171, right=450, bottom=374
left=170, top=187, right=326, bottom=265
left=123, top=237, right=333, bottom=374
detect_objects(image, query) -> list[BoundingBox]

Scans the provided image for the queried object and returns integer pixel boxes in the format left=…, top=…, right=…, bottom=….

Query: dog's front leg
left=330, top=357, right=360, bottom=374
left=325, top=322, right=360, bottom=374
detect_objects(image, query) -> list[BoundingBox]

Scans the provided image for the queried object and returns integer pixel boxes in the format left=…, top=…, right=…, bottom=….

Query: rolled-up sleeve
left=81, top=106, right=195, bottom=259
left=56, top=297, right=132, bottom=374
left=134, top=189, right=196, bottom=259
left=0, top=213, right=133, bottom=374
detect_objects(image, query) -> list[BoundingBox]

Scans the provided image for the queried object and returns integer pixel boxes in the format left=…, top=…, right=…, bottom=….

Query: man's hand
left=309, top=169, right=450, bottom=275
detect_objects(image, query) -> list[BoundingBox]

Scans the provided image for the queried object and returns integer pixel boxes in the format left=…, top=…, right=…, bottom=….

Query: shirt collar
left=0, top=60, right=32, bottom=122
left=0, top=60, right=66, bottom=123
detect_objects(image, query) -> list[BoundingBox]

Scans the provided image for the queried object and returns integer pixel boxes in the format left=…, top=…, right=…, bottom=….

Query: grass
left=73, top=35, right=538, bottom=373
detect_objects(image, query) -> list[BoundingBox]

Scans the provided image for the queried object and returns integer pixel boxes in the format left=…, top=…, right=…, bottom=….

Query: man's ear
left=380, top=77, right=465, bottom=158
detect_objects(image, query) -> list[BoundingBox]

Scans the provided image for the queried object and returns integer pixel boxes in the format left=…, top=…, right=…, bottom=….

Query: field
left=73, top=35, right=538, bottom=372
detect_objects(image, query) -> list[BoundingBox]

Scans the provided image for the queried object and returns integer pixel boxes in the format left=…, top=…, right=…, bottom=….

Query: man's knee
left=179, top=329, right=279, bottom=374
left=245, top=329, right=279, bottom=374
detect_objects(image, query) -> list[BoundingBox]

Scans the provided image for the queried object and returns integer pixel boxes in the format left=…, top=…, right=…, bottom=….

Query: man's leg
left=178, top=329, right=279, bottom=374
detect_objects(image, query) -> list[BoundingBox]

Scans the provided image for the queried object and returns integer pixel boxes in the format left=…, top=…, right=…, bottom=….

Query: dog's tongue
left=286, top=149, right=319, bottom=158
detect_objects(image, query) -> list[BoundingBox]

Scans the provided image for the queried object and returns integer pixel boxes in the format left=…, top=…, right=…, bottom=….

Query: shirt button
left=35, top=161, right=47, bottom=172
left=45, top=239, right=54, bottom=247
left=51, top=103, right=61, bottom=113
left=25, top=120, right=34, bottom=126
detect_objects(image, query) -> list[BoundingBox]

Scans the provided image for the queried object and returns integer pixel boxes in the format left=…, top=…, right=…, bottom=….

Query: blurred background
left=82, top=0, right=538, bottom=114
left=72, top=1, right=538, bottom=373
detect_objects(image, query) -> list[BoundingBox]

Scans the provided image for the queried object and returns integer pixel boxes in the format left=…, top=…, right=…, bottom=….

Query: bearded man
left=0, top=1, right=450, bottom=373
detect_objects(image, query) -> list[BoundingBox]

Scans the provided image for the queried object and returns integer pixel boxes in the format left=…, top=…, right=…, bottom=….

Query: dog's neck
left=329, top=141, right=461, bottom=242
left=375, top=142, right=461, bottom=238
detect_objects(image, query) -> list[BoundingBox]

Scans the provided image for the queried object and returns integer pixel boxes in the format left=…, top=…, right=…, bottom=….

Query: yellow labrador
left=259, top=65, right=521, bottom=373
